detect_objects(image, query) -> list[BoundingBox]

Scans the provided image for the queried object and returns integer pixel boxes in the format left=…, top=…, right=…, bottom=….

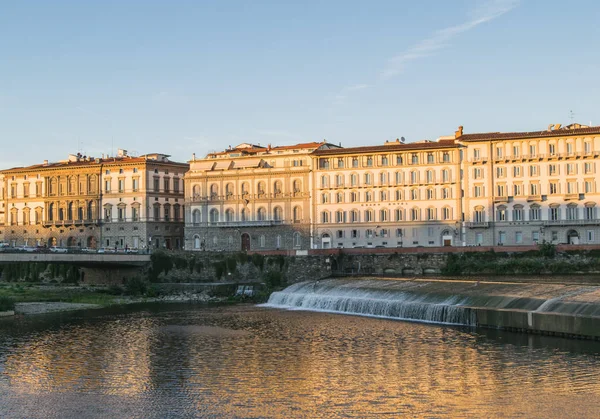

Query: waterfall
left=262, top=279, right=478, bottom=326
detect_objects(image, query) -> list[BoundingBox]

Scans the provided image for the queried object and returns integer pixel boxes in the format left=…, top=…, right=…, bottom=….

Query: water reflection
left=0, top=304, right=599, bottom=418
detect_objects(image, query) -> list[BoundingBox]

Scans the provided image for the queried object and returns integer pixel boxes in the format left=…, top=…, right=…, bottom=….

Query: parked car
left=80, top=247, right=96, bottom=253
left=49, top=247, right=68, bottom=253
left=19, top=246, right=37, bottom=253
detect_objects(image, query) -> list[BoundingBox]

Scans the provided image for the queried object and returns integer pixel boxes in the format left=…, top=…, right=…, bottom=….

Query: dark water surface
left=1, top=303, right=599, bottom=418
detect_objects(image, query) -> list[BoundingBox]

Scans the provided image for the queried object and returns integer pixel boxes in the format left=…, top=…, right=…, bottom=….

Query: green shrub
left=264, top=271, right=284, bottom=289
left=538, top=242, right=557, bottom=258
left=0, top=296, right=15, bottom=311
left=124, top=277, right=148, bottom=296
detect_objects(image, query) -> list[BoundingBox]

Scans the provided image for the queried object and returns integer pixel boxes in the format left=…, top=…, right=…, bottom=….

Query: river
left=0, top=303, right=599, bottom=418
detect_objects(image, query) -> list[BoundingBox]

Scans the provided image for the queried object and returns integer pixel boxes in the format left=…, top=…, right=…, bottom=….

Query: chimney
left=454, top=126, right=463, bottom=139
left=192, top=153, right=196, bottom=161
left=43, top=160, right=49, bottom=166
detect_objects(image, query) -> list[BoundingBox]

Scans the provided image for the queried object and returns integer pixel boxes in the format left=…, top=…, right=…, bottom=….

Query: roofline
left=457, top=125, right=600, bottom=142
left=312, top=141, right=457, bottom=156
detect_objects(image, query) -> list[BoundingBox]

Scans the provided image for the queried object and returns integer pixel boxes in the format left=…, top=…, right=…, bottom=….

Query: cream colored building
left=184, top=142, right=339, bottom=251
left=458, top=124, right=600, bottom=246
left=311, top=139, right=462, bottom=248
left=0, top=150, right=188, bottom=250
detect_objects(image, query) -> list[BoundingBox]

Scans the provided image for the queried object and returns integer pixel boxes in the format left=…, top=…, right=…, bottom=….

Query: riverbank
left=0, top=283, right=232, bottom=316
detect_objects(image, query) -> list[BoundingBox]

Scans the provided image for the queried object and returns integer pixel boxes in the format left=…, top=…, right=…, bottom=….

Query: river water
left=1, top=303, right=599, bottom=418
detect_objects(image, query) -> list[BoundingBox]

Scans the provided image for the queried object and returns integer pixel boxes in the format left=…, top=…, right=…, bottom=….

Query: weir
left=264, top=278, right=600, bottom=339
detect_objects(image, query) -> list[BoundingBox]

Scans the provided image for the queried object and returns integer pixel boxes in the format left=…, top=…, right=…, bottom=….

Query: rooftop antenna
left=569, top=110, right=576, bottom=124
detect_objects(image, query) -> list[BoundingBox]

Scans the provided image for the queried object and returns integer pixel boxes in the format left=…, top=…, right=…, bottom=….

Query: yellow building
left=0, top=151, right=188, bottom=250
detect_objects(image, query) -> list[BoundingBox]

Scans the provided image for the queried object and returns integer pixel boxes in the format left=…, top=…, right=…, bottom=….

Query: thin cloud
left=380, top=0, right=519, bottom=79
left=331, top=83, right=370, bottom=105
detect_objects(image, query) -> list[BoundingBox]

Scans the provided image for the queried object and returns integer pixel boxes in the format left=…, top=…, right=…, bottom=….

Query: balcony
left=465, top=222, right=490, bottom=228
left=209, top=220, right=285, bottom=228
left=527, top=195, right=542, bottom=202
left=493, top=196, right=509, bottom=203
left=563, top=193, right=580, bottom=201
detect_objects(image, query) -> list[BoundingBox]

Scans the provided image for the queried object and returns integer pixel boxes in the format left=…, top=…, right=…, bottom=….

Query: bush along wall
left=0, top=263, right=80, bottom=284
left=441, top=244, right=600, bottom=276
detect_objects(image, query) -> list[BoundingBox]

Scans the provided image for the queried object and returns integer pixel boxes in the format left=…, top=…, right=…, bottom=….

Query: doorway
left=241, top=233, right=251, bottom=251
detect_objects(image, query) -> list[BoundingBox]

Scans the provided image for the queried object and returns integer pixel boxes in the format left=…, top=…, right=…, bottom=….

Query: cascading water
left=263, top=279, right=600, bottom=327
left=263, top=279, right=478, bottom=326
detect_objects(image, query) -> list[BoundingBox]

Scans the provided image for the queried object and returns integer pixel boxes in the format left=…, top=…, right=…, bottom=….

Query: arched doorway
left=67, top=236, right=77, bottom=248
left=321, top=233, right=331, bottom=249
left=87, top=236, right=97, bottom=249
left=441, top=229, right=453, bottom=247
left=241, top=233, right=251, bottom=251
left=567, top=230, right=580, bottom=245
left=48, top=237, right=57, bottom=247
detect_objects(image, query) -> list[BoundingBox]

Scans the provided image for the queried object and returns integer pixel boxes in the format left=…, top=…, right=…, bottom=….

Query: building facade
left=184, top=123, right=600, bottom=251
left=0, top=150, right=188, bottom=250
left=184, top=142, right=339, bottom=252
left=459, top=124, right=600, bottom=246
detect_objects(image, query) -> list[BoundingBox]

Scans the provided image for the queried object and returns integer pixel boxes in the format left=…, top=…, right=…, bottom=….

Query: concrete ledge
left=15, top=302, right=101, bottom=315
left=0, top=310, right=15, bottom=317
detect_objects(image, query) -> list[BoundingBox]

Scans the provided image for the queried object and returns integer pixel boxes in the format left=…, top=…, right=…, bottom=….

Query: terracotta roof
left=312, top=140, right=457, bottom=156
left=458, top=126, right=600, bottom=142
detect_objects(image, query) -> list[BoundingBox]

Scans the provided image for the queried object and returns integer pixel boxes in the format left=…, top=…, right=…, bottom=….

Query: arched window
left=210, top=184, right=218, bottom=199
left=426, top=188, right=434, bottom=200
left=273, top=180, right=282, bottom=195
left=293, top=232, right=301, bottom=247
left=426, top=170, right=434, bottom=183
left=411, top=207, right=420, bottom=221
left=276, top=235, right=282, bottom=249
left=566, top=203, right=578, bottom=220
left=257, top=207, right=266, bottom=221
left=426, top=207, right=436, bottom=221
left=442, top=207, right=451, bottom=220
left=351, top=209, right=359, bottom=223
left=321, top=211, right=330, bottom=223
left=241, top=208, right=248, bottom=222
left=380, top=209, right=388, bottom=222
left=257, top=181, right=266, bottom=197
left=293, top=206, right=302, bottom=222
left=321, top=175, right=329, bottom=188
left=513, top=205, right=524, bottom=221
left=473, top=206, right=485, bottom=223
left=410, top=189, right=418, bottom=200
left=192, top=209, right=201, bottom=224
left=225, top=208, right=234, bottom=222
left=395, top=208, right=404, bottom=221
left=321, top=193, right=329, bottom=204
left=292, top=180, right=301, bottom=194
left=365, top=209, right=374, bottom=222
left=442, top=169, right=449, bottom=183
left=209, top=208, right=219, bottom=223
left=350, top=173, right=358, bottom=186
left=336, top=192, right=344, bottom=203
left=193, top=235, right=201, bottom=249
left=442, top=188, right=450, bottom=199
left=241, top=182, right=250, bottom=196
left=395, top=189, right=402, bottom=200
left=496, top=205, right=507, bottom=221
left=273, top=206, right=283, bottom=221
left=225, top=183, right=234, bottom=198
left=260, top=235, right=266, bottom=248
left=336, top=210, right=344, bottom=223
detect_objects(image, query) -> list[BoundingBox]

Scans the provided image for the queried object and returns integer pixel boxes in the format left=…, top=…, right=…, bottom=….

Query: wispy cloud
left=380, top=0, right=519, bottom=79
left=331, top=83, right=370, bottom=106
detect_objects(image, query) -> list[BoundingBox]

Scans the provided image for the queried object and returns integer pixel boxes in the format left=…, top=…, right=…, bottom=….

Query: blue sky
left=1, top=0, right=599, bottom=167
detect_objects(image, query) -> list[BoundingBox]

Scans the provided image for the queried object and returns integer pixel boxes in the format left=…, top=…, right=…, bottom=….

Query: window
left=426, top=208, right=436, bottom=220
left=530, top=183, right=539, bottom=195
left=513, top=184, right=522, bottom=196
left=567, top=181, right=577, bottom=194
left=321, top=175, right=329, bottom=188
left=473, top=168, right=482, bottom=179
left=410, top=171, right=418, bottom=184
left=351, top=210, right=359, bottom=223
left=336, top=192, right=344, bottom=203
left=427, top=153, right=434, bottom=163
left=410, top=189, right=418, bottom=200
left=476, top=233, right=483, bottom=245
left=442, top=169, right=449, bottom=182
left=351, top=229, right=359, bottom=238
left=513, top=206, right=523, bottom=221
left=442, top=207, right=451, bottom=220
left=566, top=142, right=574, bottom=155
left=132, top=206, right=139, bottom=221
left=426, top=170, right=434, bottom=183
left=512, top=145, right=520, bottom=157
left=351, top=174, right=358, bottom=186
left=532, top=231, right=540, bottom=243
left=584, top=162, right=594, bottom=174
left=366, top=156, right=373, bottom=167
left=411, top=154, right=418, bottom=164
left=411, top=208, right=419, bottom=221
left=352, top=158, right=359, bottom=168
left=335, top=210, right=345, bottom=223
left=273, top=206, right=282, bottom=221
left=380, top=172, right=387, bottom=185
left=209, top=208, right=219, bottom=223
left=513, top=166, right=522, bottom=177
left=257, top=207, right=267, bottom=221
left=496, top=206, right=507, bottom=221
left=566, top=205, right=578, bottom=220
left=336, top=175, right=344, bottom=187
left=496, top=167, right=505, bottom=178
left=395, top=209, right=404, bottom=221
left=515, top=231, right=523, bottom=244
left=365, top=191, right=372, bottom=202
left=118, top=179, right=125, bottom=193
left=529, top=165, right=538, bottom=176
left=474, top=185, right=483, bottom=197
left=498, top=231, right=506, bottom=245
left=549, top=143, right=556, bottom=156
left=473, top=149, right=481, bottom=160
left=337, top=158, right=345, bottom=168
left=497, top=184, right=505, bottom=196
left=442, top=188, right=450, bottom=199
left=566, top=163, right=576, bottom=175
left=381, top=156, right=388, bottom=166
left=294, top=232, right=302, bottom=247
left=496, top=147, right=503, bottom=158
left=153, top=177, right=160, bottom=192
left=548, top=164, right=557, bottom=175
left=364, top=173, right=372, bottom=185
left=396, top=155, right=404, bottom=165
left=585, top=205, right=596, bottom=220
left=105, top=180, right=111, bottom=192
left=529, top=205, right=541, bottom=221
left=321, top=193, right=329, bottom=204
left=587, top=230, right=595, bottom=242
left=529, top=144, right=536, bottom=156
left=260, top=235, right=266, bottom=248
left=321, top=211, right=330, bottom=223
left=380, top=209, right=388, bottom=222
left=319, top=159, right=329, bottom=169
left=350, top=191, right=358, bottom=202
left=380, top=190, right=387, bottom=201
left=365, top=210, right=373, bottom=222
left=426, top=189, right=434, bottom=199
left=549, top=206, right=560, bottom=221
left=549, top=182, right=559, bottom=195
left=442, top=152, right=450, bottom=163
left=132, top=178, right=139, bottom=192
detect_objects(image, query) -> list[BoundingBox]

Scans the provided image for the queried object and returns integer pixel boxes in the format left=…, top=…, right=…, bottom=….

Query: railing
left=543, top=219, right=600, bottom=226
left=563, top=193, right=580, bottom=201
left=493, top=196, right=509, bottom=203
left=527, top=195, right=542, bottom=202
left=209, top=220, right=285, bottom=227
left=465, top=222, right=490, bottom=228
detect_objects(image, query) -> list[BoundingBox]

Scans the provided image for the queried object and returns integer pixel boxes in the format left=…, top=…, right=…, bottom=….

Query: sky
left=1, top=0, right=599, bottom=168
